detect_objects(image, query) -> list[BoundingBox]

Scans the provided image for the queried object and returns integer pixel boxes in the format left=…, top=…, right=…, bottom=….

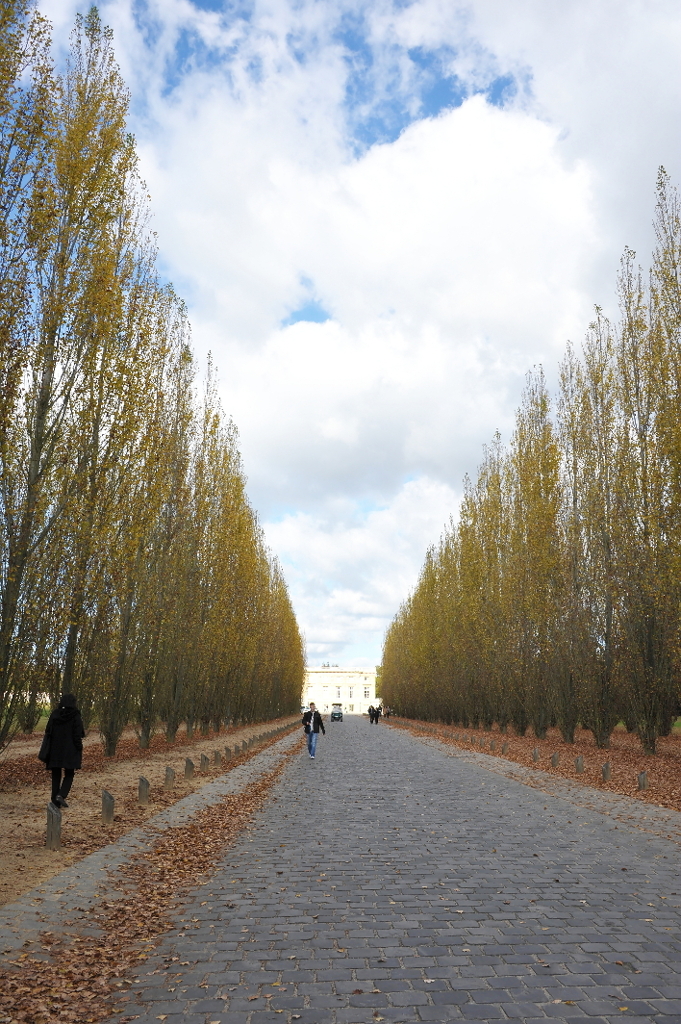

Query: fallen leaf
left=248, top=995, right=258, bottom=1001
left=619, top=1008, right=628, bottom=1012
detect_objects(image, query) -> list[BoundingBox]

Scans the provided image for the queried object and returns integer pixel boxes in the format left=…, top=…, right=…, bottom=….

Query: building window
left=349, top=704, right=354, bottom=712
left=364, top=686, right=370, bottom=698
left=349, top=687, right=353, bottom=698
left=336, top=687, right=341, bottom=699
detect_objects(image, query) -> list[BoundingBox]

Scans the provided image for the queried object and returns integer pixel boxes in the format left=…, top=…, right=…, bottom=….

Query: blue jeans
left=307, top=730, right=318, bottom=757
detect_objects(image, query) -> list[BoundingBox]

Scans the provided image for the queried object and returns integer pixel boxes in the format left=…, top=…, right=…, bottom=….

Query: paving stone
left=7, top=718, right=681, bottom=1024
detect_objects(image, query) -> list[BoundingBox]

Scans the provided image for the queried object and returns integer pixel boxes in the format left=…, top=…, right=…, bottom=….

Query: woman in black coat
left=38, top=694, right=85, bottom=808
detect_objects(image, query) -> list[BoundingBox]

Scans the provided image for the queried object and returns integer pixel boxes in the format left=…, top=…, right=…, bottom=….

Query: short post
left=574, top=756, right=584, bottom=774
left=46, top=803, right=61, bottom=851
left=200, top=753, right=210, bottom=771
left=214, top=750, right=222, bottom=765
left=532, top=747, right=540, bottom=762
left=502, top=741, right=509, bottom=754
left=165, top=766, right=175, bottom=791
left=102, top=789, right=115, bottom=824
left=138, top=776, right=150, bottom=805
left=224, top=746, right=232, bottom=760
left=185, top=758, right=195, bottom=779
left=638, top=770, right=648, bottom=791
left=490, top=739, right=496, bottom=752
left=551, top=752, right=560, bottom=768
left=602, top=762, right=611, bottom=781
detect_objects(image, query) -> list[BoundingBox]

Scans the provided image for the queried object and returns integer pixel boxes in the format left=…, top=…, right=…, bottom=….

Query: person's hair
left=59, top=693, right=78, bottom=708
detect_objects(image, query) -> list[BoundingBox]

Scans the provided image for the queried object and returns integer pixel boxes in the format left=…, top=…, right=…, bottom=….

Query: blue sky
left=43, top=0, right=681, bottom=666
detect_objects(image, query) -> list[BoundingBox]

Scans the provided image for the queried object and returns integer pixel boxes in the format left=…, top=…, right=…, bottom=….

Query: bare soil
left=391, top=718, right=681, bottom=811
left=0, top=717, right=298, bottom=907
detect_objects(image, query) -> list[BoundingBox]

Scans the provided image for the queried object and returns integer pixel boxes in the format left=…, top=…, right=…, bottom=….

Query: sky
left=42, top=0, right=681, bottom=667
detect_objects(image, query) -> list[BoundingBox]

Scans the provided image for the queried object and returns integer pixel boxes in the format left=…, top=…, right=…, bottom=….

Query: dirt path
left=0, top=717, right=298, bottom=907
left=390, top=718, right=681, bottom=812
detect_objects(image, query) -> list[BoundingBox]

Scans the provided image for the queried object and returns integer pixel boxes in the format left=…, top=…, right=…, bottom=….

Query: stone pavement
left=111, top=716, right=681, bottom=1024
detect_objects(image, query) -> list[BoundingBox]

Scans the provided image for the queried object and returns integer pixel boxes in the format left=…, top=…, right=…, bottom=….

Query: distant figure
left=375, top=705, right=382, bottom=723
left=368, top=705, right=375, bottom=724
left=39, top=694, right=85, bottom=808
left=302, top=702, right=325, bottom=759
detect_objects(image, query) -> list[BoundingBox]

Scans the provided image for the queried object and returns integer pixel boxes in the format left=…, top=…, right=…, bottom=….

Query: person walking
left=302, top=702, right=325, bottom=758
left=368, top=704, right=375, bottom=724
left=375, top=705, right=382, bottom=723
left=38, top=694, right=85, bottom=808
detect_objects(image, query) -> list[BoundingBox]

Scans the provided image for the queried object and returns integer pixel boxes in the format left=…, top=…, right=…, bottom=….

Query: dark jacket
left=39, top=706, right=85, bottom=770
left=302, top=709, right=325, bottom=735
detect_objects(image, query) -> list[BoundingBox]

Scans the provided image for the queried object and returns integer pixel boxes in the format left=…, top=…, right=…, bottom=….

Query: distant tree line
left=381, top=170, right=681, bottom=755
left=0, top=3, right=304, bottom=753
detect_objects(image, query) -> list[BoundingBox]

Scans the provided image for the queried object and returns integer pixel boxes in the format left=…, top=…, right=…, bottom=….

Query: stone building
left=303, top=667, right=378, bottom=715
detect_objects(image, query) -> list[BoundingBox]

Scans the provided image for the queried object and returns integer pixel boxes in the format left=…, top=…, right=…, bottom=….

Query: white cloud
left=265, top=477, right=458, bottom=665
left=37, top=0, right=681, bottom=665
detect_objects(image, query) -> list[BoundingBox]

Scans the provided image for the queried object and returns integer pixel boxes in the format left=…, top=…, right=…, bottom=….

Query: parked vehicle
left=330, top=704, right=343, bottom=721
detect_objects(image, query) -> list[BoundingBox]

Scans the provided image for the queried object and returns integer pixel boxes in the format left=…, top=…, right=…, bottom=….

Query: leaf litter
left=0, top=739, right=302, bottom=1024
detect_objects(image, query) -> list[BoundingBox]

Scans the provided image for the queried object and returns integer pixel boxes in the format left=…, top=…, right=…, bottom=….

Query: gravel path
left=109, top=715, right=681, bottom=1024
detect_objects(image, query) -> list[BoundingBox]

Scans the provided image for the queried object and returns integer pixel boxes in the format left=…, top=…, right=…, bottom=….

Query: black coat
left=39, top=707, right=85, bottom=770
left=302, top=709, right=325, bottom=735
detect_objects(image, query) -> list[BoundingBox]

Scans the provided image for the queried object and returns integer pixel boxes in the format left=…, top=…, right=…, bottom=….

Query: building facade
left=303, top=667, right=378, bottom=715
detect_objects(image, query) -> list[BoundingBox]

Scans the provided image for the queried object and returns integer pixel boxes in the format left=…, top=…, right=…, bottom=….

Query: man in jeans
left=302, top=702, right=325, bottom=758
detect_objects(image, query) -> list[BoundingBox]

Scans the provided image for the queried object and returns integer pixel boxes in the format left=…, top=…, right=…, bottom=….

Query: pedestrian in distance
left=368, top=704, right=375, bottom=724
left=38, top=693, right=85, bottom=808
left=375, top=705, right=382, bottom=723
left=302, top=702, right=325, bottom=758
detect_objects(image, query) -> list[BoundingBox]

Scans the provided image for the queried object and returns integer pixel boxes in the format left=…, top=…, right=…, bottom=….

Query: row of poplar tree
left=381, top=170, right=681, bottom=755
left=0, top=3, right=305, bottom=754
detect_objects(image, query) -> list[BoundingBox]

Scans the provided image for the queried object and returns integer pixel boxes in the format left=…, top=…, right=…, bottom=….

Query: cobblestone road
left=115, top=717, right=681, bottom=1024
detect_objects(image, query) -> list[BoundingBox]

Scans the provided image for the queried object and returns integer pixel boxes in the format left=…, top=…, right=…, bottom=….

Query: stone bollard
left=490, top=739, right=496, bottom=752
left=551, top=752, right=560, bottom=768
left=575, top=756, right=584, bottom=774
left=185, top=758, right=195, bottom=780
left=165, top=766, right=175, bottom=791
left=602, top=762, right=611, bottom=782
left=46, top=802, right=61, bottom=851
left=102, top=789, right=115, bottom=824
left=638, top=771, right=649, bottom=791
left=532, top=747, right=540, bottom=762
left=502, top=741, right=509, bottom=755
left=224, top=746, right=232, bottom=760
left=138, top=777, right=150, bottom=805
left=214, top=750, right=222, bottom=765
left=200, top=753, right=210, bottom=771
